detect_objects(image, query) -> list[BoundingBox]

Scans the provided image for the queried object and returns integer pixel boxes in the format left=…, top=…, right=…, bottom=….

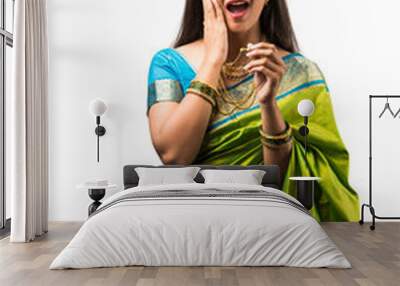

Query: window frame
left=0, top=0, right=14, bottom=233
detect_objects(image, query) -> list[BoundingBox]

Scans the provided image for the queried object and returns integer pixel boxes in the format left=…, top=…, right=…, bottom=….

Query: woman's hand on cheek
left=244, top=42, right=287, bottom=105
left=202, top=0, right=228, bottom=68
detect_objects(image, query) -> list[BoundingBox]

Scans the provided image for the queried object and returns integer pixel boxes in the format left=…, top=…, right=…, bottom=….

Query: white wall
left=48, top=0, right=400, bottom=221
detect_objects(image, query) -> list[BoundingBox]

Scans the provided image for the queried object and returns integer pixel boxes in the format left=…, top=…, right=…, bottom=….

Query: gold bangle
left=261, top=135, right=292, bottom=146
left=259, top=122, right=292, bottom=141
left=189, top=80, right=219, bottom=97
left=187, top=88, right=216, bottom=107
left=261, top=137, right=293, bottom=149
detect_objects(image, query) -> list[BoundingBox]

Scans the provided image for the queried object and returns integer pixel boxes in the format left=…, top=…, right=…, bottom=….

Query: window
left=0, top=0, right=14, bottom=234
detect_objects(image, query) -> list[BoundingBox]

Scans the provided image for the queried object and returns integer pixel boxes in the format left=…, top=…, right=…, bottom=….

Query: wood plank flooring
left=0, top=222, right=399, bottom=286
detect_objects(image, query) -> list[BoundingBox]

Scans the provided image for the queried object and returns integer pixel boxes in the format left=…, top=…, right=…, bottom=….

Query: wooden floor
left=0, top=222, right=399, bottom=286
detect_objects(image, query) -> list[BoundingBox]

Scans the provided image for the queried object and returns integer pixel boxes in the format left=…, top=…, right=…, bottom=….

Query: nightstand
left=77, top=183, right=117, bottom=216
left=289, top=177, right=320, bottom=210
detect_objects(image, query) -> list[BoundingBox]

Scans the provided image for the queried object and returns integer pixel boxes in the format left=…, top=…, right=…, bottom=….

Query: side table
left=77, top=184, right=117, bottom=216
left=289, top=177, right=320, bottom=210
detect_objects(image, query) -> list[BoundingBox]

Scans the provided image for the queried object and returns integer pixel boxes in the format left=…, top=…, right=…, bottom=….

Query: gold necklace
left=216, top=75, right=256, bottom=116
left=221, top=47, right=250, bottom=81
left=216, top=47, right=256, bottom=115
left=218, top=76, right=254, bottom=107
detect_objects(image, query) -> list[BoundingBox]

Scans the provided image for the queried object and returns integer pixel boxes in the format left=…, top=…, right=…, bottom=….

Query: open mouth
left=226, top=0, right=251, bottom=18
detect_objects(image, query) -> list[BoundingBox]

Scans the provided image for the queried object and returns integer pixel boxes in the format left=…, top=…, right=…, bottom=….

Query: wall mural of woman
left=146, top=0, right=359, bottom=221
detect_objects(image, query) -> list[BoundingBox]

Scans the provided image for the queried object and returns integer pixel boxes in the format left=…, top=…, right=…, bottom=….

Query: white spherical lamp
left=89, top=99, right=107, bottom=117
left=297, top=99, right=315, bottom=117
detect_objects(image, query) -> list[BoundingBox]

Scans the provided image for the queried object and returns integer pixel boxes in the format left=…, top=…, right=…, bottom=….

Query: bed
left=50, top=165, right=350, bottom=269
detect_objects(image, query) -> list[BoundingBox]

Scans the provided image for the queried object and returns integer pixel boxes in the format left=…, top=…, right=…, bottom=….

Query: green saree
left=148, top=49, right=359, bottom=222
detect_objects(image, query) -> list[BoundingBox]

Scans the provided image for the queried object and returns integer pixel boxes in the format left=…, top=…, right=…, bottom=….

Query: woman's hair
left=173, top=0, right=299, bottom=53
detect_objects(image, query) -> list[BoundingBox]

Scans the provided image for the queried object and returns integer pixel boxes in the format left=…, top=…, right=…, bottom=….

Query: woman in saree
left=147, top=0, right=359, bottom=221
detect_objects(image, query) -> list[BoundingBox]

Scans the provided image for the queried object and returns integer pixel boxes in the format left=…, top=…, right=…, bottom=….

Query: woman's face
left=222, top=0, right=265, bottom=33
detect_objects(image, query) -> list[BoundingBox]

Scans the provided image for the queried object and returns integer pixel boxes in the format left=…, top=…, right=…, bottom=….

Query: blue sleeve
left=147, top=49, right=184, bottom=112
left=148, top=49, right=178, bottom=84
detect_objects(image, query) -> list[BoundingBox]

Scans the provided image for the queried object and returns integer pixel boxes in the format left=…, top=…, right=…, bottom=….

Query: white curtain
left=9, top=0, right=49, bottom=242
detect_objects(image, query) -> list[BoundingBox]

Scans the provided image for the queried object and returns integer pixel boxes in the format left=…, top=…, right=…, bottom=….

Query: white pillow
left=200, top=169, right=266, bottom=185
left=135, top=167, right=200, bottom=186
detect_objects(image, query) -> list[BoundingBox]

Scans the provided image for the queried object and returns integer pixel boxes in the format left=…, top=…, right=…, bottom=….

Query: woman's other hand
left=244, top=42, right=287, bottom=105
left=202, top=0, right=228, bottom=68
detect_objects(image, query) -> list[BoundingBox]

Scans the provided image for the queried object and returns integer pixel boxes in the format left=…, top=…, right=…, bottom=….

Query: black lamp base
left=299, top=125, right=309, bottom=136
left=95, top=126, right=106, bottom=136
left=88, top=189, right=106, bottom=216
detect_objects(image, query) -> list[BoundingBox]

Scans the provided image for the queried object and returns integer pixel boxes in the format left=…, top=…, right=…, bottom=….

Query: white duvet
left=50, top=183, right=351, bottom=269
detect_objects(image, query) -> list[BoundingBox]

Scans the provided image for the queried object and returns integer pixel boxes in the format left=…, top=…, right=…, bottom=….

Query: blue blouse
left=147, top=48, right=304, bottom=112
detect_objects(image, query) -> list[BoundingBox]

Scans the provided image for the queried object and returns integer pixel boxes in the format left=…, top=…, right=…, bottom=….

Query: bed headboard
left=123, top=165, right=281, bottom=190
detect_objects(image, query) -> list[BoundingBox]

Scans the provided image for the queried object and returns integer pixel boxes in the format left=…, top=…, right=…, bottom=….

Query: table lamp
left=297, top=99, right=315, bottom=156
left=89, top=99, right=107, bottom=162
